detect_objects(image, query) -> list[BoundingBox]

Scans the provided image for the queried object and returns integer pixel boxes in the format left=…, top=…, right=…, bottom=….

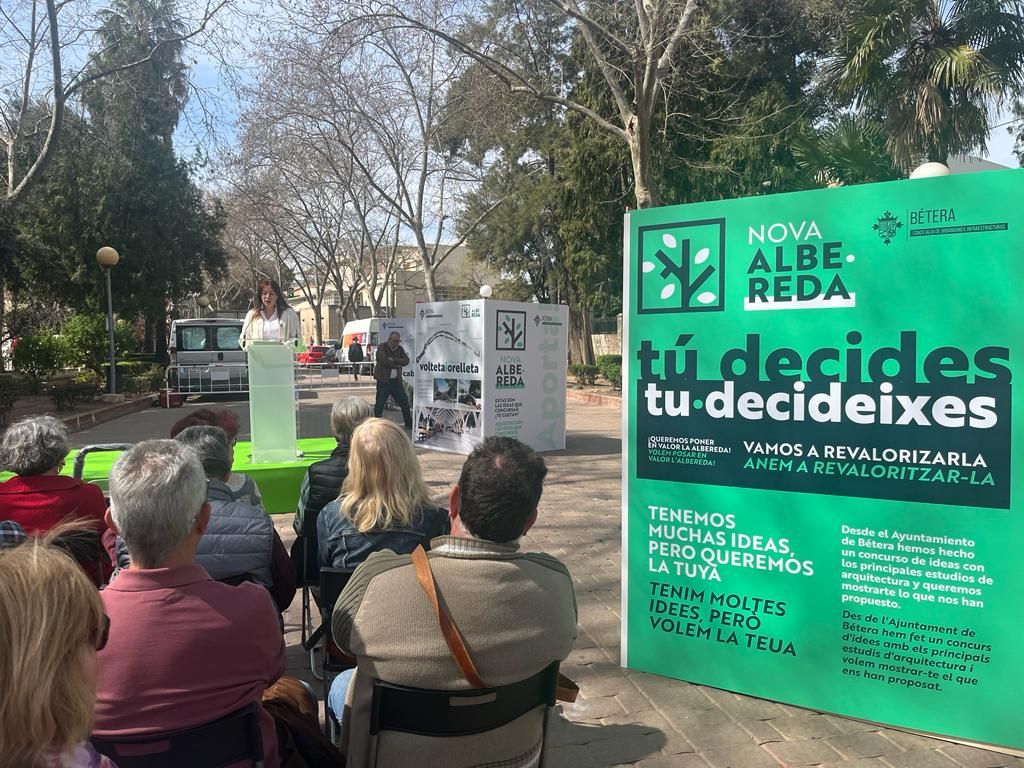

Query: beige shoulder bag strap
left=411, top=545, right=489, bottom=689
left=410, top=545, right=580, bottom=703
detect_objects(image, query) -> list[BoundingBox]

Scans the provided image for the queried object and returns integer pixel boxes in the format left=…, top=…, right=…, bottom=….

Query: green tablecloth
left=16, top=437, right=340, bottom=515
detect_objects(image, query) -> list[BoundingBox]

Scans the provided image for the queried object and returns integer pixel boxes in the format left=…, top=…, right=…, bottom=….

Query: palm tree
left=832, top=0, right=1024, bottom=170
left=792, top=115, right=903, bottom=186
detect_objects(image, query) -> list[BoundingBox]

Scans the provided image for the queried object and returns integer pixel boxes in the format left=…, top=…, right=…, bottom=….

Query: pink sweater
left=94, top=564, right=285, bottom=767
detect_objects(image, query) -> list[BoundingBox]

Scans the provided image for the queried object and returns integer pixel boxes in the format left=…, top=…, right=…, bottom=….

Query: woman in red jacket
left=0, top=416, right=111, bottom=584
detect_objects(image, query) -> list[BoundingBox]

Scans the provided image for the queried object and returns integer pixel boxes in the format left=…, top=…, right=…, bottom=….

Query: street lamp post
left=96, top=247, right=120, bottom=395
left=197, top=295, right=211, bottom=317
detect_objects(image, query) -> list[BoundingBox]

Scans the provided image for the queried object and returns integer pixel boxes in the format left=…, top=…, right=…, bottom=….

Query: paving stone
left=584, top=729, right=667, bottom=766
left=659, top=735, right=698, bottom=755
left=610, top=686, right=659, bottom=715
left=679, top=720, right=758, bottom=751
left=598, top=710, right=672, bottom=733
left=632, top=679, right=722, bottom=713
left=549, top=716, right=618, bottom=747
left=878, top=729, right=952, bottom=751
left=702, top=744, right=785, bottom=768
left=568, top=647, right=615, bottom=665
left=766, top=738, right=844, bottom=765
left=717, top=696, right=787, bottom=722
left=563, top=694, right=628, bottom=720
left=828, top=732, right=896, bottom=759
left=821, top=715, right=884, bottom=735
left=817, top=760, right=889, bottom=768
left=737, top=718, right=785, bottom=745
left=546, top=744, right=599, bottom=767
left=882, top=748, right=963, bottom=768
left=771, top=714, right=845, bottom=741
left=577, top=673, right=634, bottom=698
left=634, top=755, right=712, bottom=768
left=940, top=745, right=1024, bottom=768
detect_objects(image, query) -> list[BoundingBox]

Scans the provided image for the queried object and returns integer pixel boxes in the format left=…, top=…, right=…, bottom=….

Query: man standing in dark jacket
left=347, top=338, right=364, bottom=381
left=373, top=331, right=412, bottom=427
left=292, top=397, right=374, bottom=584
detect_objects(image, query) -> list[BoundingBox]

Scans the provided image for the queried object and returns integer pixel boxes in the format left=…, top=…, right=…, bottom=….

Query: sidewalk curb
left=62, top=396, right=153, bottom=433
left=566, top=389, right=623, bottom=409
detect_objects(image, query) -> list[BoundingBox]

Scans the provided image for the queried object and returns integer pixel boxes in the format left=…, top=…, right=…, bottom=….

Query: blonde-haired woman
left=0, top=536, right=117, bottom=768
left=316, top=418, right=448, bottom=571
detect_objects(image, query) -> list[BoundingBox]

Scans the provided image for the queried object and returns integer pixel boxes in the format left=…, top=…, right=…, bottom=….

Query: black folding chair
left=91, top=702, right=265, bottom=768
left=367, top=662, right=560, bottom=768
left=295, top=521, right=320, bottom=652
left=302, top=566, right=356, bottom=732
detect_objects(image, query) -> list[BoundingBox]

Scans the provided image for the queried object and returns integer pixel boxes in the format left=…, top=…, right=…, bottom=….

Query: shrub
left=596, top=355, right=622, bottom=389
left=12, top=334, right=67, bottom=391
left=61, top=314, right=136, bottom=377
left=570, top=363, right=599, bottom=385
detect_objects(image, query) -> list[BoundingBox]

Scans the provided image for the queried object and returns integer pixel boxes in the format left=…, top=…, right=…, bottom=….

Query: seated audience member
left=292, top=396, right=373, bottom=580
left=329, top=437, right=577, bottom=766
left=0, top=416, right=111, bottom=584
left=173, top=425, right=295, bottom=612
left=94, top=440, right=285, bottom=767
left=317, top=417, right=448, bottom=571
left=170, top=407, right=262, bottom=506
left=0, top=531, right=117, bottom=768
left=0, top=519, right=27, bottom=549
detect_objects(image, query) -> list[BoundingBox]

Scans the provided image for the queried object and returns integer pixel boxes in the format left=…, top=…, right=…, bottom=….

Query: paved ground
left=75, top=390, right=1022, bottom=768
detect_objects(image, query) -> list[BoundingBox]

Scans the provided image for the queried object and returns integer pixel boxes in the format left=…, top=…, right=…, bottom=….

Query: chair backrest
left=91, top=702, right=265, bottom=768
left=319, top=566, right=355, bottom=620
left=318, top=566, right=356, bottom=666
left=368, top=662, right=559, bottom=765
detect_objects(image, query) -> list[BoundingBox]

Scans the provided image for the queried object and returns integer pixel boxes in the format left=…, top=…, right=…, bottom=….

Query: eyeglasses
left=94, top=614, right=111, bottom=651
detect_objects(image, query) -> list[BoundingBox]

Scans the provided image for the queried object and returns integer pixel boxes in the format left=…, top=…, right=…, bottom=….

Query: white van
left=168, top=318, right=248, bottom=393
left=340, top=317, right=415, bottom=378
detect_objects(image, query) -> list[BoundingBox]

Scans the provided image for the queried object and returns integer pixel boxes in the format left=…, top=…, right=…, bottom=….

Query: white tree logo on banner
left=496, top=310, right=527, bottom=350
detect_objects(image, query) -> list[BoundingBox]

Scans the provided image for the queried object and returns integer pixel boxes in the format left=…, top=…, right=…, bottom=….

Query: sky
left=982, top=112, right=1021, bottom=168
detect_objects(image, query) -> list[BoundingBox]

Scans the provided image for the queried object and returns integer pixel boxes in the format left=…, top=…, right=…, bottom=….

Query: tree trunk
left=422, top=262, right=436, bottom=302
left=626, top=110, right=658, bottom=209
left=566, top=285, right=594, bottom=366
left=144, top=316, right=154, bottom=353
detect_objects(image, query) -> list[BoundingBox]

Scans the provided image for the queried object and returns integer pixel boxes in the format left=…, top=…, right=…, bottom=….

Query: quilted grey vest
left=196, top=480, right=274, bottom=586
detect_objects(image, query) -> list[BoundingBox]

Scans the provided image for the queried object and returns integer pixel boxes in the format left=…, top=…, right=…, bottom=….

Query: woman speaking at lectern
left=240, top=278, right=301, bottom=346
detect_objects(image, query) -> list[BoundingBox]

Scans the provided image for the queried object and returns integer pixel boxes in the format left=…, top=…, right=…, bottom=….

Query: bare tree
left=0, top=0, right=232, bottom=214
left=338, top=0, right=699, bottom=209
left=243, top=2, right=503, bottom=300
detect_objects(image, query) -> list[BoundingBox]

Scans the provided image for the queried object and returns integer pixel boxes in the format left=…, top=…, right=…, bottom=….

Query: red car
left=296, top=344, right=334, bottom=366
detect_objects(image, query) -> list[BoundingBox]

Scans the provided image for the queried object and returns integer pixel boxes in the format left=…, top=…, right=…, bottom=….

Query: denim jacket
left=316, top=499, right=449, bottom=570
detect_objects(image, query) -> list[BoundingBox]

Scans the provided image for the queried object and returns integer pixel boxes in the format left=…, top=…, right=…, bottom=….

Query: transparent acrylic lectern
left=245, top=341, right=298, bottom=462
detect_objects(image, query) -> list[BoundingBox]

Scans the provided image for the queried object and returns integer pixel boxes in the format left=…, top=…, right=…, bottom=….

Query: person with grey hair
left=95, top=439, right=287, bottom=766
left=0, top=415, right=111, bottom=584
left=291, top=396, right=373, bottom=585
left=173, top=425, right=295, bottom=612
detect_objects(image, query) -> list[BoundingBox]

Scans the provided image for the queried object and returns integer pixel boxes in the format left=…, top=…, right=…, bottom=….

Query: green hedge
left=595, top=354, right=622, bottom=389
left=570, top=363, right=599, bottom=385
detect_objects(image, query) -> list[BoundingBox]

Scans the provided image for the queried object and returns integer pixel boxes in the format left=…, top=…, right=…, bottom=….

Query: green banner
left=622, top=171, right=1023, bottom=749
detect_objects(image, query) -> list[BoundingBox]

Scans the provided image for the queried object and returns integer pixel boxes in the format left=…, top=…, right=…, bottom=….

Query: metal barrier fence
left=164, top=361, right=377, bottom=397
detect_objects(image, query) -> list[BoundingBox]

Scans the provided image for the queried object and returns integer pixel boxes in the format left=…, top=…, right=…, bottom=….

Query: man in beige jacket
left=330, top=437, right=577, bottom=767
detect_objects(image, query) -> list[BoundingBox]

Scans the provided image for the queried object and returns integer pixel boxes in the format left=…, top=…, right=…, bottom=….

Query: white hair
left=0, top=416, right=68, bottom=476
left=109, top=440, right=207, bottom=568
left=330, top=396, right=373, bottom=439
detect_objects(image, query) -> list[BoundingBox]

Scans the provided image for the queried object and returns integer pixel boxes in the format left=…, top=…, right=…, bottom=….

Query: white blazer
left=239, top=306, right=301, bottom=347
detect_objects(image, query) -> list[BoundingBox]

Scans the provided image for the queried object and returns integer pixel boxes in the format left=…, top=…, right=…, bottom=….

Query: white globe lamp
left=909, top=162, right=950, bottom=180
left=479, top=284, right=493, bottom=299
